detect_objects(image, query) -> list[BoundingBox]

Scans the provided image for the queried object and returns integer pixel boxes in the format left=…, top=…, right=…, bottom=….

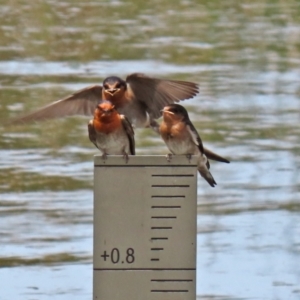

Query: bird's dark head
left=102, top=76, right=127, bottom=98
left=162, top=104, right=189, bottom=123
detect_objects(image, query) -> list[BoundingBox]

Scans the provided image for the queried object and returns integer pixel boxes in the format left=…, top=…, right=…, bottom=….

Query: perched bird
left=9, top=73, right=199, bottom=131
left=159, top=104, right=229, bottom=187
left=88, top=101, right=135, bottom=162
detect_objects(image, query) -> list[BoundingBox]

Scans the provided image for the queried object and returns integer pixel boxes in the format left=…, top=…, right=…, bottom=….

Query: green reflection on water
left=0, top=253, right=91, bottom=268
left=0, top=0, right=299, bottom=66
left=0, top=168, right=91, bottom=192
left=198, top=200, right=300, bottom=216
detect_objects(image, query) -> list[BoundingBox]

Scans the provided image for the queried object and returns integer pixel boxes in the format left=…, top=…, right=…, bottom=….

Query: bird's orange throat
left=160, top=118, right=186, bottom=140
left=162, top=113, right=182, bottom=125
left=93, top=114, right=122, bottom=134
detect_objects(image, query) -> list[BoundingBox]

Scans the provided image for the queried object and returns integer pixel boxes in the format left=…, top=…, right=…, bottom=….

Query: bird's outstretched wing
left=126, top=73, right=199, bottom=119
left=10, top=85, right=103, bottom=124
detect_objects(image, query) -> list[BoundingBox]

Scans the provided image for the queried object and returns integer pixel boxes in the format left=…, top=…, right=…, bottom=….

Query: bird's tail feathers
left=203, top=147, right=230, bottom=163
left=198, top=155, right=217, bottom=187
left=198, top=167, right=217, bottom=187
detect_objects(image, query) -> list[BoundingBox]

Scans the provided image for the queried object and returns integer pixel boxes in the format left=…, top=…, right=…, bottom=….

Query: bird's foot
left=122, top=151, right=129, bottom=163
left=101, top=153, right=108, bottom=162
left=166, top=153, right=173, bottom=162
left=186, top=154, right=192, bottom=163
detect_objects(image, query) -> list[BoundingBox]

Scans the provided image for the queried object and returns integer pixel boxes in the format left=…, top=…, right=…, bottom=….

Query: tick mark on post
left=151, top=237, right=168, bottom=241
left=152, top=185, right=189, bottom=188
left=151, top=258, right=160, bottom=261
left=151, top=227, right=172, bottom=230
left=151, top=289, right=189, bottom=293
left=151, top=206, right=181, bottom=209
left=151, top=195, right=185, bottom=198
left=151, top=174, right=194, bottom=177
left=151, top=216, right=176, bottom=219
left=151, top=279, right=193, bottom=282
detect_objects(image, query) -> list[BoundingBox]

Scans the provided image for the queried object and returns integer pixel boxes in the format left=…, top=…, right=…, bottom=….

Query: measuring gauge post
left=93, top=155, right=198, bottom=300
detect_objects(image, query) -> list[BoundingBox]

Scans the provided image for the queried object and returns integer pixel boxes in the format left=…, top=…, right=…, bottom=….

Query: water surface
left=0, top=1, right=300, bottom=299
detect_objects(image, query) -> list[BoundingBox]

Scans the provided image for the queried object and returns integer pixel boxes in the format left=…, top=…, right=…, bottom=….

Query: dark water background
left=0, top=1, right=300, bottom=299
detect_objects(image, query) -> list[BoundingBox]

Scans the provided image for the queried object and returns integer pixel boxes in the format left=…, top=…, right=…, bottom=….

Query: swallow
left=88, top=101, right=135, bottom=162
left=159, top=104, right=229, bottom=187
left=9, top=73, right=199, bottom=132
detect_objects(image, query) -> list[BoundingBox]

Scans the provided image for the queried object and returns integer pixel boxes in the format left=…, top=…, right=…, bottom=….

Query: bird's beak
left=105, top=88, right=119, bottom=96
left=161, top=109, right=174, bottom=115
left=101, top=110, right=112, bottom=116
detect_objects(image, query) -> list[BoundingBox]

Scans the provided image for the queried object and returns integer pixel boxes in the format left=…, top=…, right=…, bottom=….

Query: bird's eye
left=104, top=84, right=109, bottom=89
left=115, top=83, right=121, bottom=89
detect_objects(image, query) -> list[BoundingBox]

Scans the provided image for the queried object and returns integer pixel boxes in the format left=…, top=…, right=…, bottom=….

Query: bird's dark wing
left=121, top=115, right=135, bottom=155
left=10, top=85, right=103, bottom=124
left=203, top=147, right=230, bottom=163
left=87, top=120, right=99, bottom=150
left=126, top=73, right=199, bottom=119
left=186, top=121, right=204, bottom=154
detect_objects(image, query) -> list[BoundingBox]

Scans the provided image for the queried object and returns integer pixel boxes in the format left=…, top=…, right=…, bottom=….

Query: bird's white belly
left=167, top=137, right=198, bottom=155
left=96, top=130, right=129, bottom=155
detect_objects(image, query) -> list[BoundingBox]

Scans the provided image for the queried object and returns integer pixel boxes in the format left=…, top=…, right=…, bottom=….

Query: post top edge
left=94, top=155, right=198, bottom=166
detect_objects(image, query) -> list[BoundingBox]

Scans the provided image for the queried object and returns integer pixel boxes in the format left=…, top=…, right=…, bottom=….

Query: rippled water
left=0, top=1, right=300, bottom=299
